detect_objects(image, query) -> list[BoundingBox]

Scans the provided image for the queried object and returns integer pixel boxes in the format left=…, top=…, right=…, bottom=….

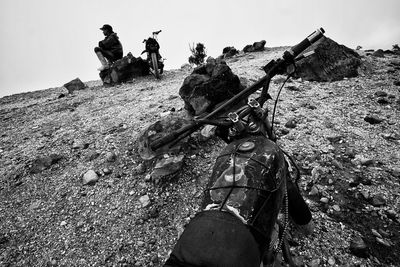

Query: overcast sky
left=1, top=0, right=399, bottom=98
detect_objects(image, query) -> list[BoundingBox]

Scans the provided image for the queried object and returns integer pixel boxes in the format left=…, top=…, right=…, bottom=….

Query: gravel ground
left=0, top=47, right=399, bottom=266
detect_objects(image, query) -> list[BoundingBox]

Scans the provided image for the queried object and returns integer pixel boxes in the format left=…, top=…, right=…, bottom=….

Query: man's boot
left=96, top=52, right=109, bottom=71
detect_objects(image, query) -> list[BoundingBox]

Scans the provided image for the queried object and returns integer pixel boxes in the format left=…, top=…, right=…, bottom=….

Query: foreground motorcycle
left=140, top=28, right=325, bottom=266
left=142, top=30, right=164, bottom=79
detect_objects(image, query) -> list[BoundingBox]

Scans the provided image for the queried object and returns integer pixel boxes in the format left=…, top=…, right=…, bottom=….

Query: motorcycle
left=142, top=30, right=164, bottom=79
left=140, top=28, right=325, bottom=266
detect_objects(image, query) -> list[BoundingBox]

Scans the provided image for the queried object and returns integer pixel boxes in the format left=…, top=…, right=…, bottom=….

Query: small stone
left=280, top=128, right=290, bottom=135
left=285, top=118, right=297, bottom=128
left=378, top=228, right=390, bottom=238
left=106, top=152, right=117, bottom=162
left=82, top=170, right=99, bottom=185
left=364, top=115, right=383, bottom=124
left=371, top=194, right=386, bottom=207
left=309, top=185, right=319, bottom=196
left=349, top=236, right=369, bottom=258
left=328, top=257, right=335, bottom=265
left=103, top=168, right=112, bottom=175
left=85, top=151, right=100, bottom=161
left=360, top=158, right=374, bottom=166
left=60, top=221, right=67, bottom=226
left=144, top=173, right=152, bottom=182
left=135, top=163, right=146, bottom=174
left=139, top=195, right=150, bottom=208
left=160, top=111, right=171, bottom=117
left=332, top=204, right=340, bottom=212
left=327, top=135, right=342, bottom=143
left=320, top=197, right=329, bottom=204
left=200, top=125, right=217, bottom=140
left=137, top=241, right=145, bottom=247
left=377, top=97, right=390, bottom=104
left=376, top=237, right=391, bottom=247
left=374, top=91, right=388, bottom=97
left=371, top=229, right=382, bottom=238
left=360, top=190, right=370, bottom=200
left=72, top=140, right=88, bottom=149
left=386, top=209, right=397, bottom=220
left=309, top=258, right=321, bottom=267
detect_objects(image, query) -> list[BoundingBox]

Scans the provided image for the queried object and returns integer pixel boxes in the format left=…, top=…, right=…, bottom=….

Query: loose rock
left=349, top=236, right=369, bottom=258
left=82, top=170, right=99, bottom=185
left=139, top=195, right=151, bottom=208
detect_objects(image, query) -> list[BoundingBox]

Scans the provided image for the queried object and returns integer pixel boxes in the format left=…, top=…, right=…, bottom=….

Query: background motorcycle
left=142, top=30, right=164, bottom=79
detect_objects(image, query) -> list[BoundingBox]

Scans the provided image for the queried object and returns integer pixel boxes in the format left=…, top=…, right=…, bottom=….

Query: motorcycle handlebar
left=149, top=28, right=325, bottom=151
left=285, top=28, right=325, bottom=59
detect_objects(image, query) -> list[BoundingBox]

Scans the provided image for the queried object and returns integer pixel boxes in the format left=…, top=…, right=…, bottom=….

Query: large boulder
left=63, top=78, right=87, bottom=94
left=99, top=52, right=150, bottom=86
left=138, top=112, right=192, bottom=160
left=293, top=37, right=362, bottom=82
left=243, top=40, right=266, bottom=53
left=222, top=46, right=240, bottom=58
left=179, top=58, right=245, bottom=116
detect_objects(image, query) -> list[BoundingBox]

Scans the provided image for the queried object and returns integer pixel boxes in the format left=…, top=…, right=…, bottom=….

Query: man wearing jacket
left=94, top=24, right=123, bottom=71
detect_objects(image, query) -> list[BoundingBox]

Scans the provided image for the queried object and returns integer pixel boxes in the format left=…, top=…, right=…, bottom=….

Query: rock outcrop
left=243, top=40, right=266, bottom=52
left=179, top=57, right=245, bottom=116
left=222, top=46, right=239, bottom=58
left=99, top=52, right=150, bottom=86
left=63, top=78, right=87, bottom=94
left=293, top=37, right=362, bottom=82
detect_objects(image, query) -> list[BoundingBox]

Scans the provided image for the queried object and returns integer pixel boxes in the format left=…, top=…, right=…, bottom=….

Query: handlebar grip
left=286, top=28, right=325, bottom=58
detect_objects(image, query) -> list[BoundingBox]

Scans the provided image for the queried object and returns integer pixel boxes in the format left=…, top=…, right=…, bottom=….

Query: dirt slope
left=0, top=48, right=399, bottom=266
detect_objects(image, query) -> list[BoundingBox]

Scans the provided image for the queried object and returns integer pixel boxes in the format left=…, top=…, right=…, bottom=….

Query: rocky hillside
left=0, top=47, right=399, bottom=266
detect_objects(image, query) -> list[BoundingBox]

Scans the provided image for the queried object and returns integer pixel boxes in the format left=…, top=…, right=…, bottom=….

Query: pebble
left=103, top=168, right=112, bottom=175
left=309, top=185, right=319, bottom=196
left=139, top=195, right=150, bottom=208
left=332, top=204, right=340, bottom=211
left=360, top=158, right=374, bottom=166
left=376, top=237, right=391, bottom=247
left=371, top=194, right=386, bottom=207
left=285, top=118, right=297, bottom=128
left=364, top=115, right=383, bottom=124
left=320, top=197, right=329, bottom=204
left=72, top=140, right=88, bottom=149
left=349, top=236, right=369, bottom=258
left=328, top=257, right=335, bottom=265
left=371, top=229, right=382, bottom=238
left=60, top=221, right=67, bottom=226
left=144, top=173, right=152, bottom=182
left=82, top=170, right=99, bottom=185
left=106, top=152, right=117, bottom=162
left=135, top=163, right=146, bottom=174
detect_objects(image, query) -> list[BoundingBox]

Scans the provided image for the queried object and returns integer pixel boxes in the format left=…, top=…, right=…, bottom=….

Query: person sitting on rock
left=94, top=24, right=123, bottom=71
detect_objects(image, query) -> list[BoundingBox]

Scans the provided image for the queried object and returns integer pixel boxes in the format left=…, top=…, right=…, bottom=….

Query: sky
left=0, top=0, right=399, bottom=98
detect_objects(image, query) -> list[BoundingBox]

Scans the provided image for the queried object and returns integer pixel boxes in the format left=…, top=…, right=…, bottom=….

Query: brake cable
left=271, top=75, right=292, bottom=133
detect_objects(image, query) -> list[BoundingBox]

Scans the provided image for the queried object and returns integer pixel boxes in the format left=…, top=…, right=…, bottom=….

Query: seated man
left=94, top=24, right=123, bottom=71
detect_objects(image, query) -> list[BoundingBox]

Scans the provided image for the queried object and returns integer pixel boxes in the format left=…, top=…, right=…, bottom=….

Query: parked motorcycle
left=142, top=30, right=164, bottom=79
left=141, top=28, right=325, bottom=266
